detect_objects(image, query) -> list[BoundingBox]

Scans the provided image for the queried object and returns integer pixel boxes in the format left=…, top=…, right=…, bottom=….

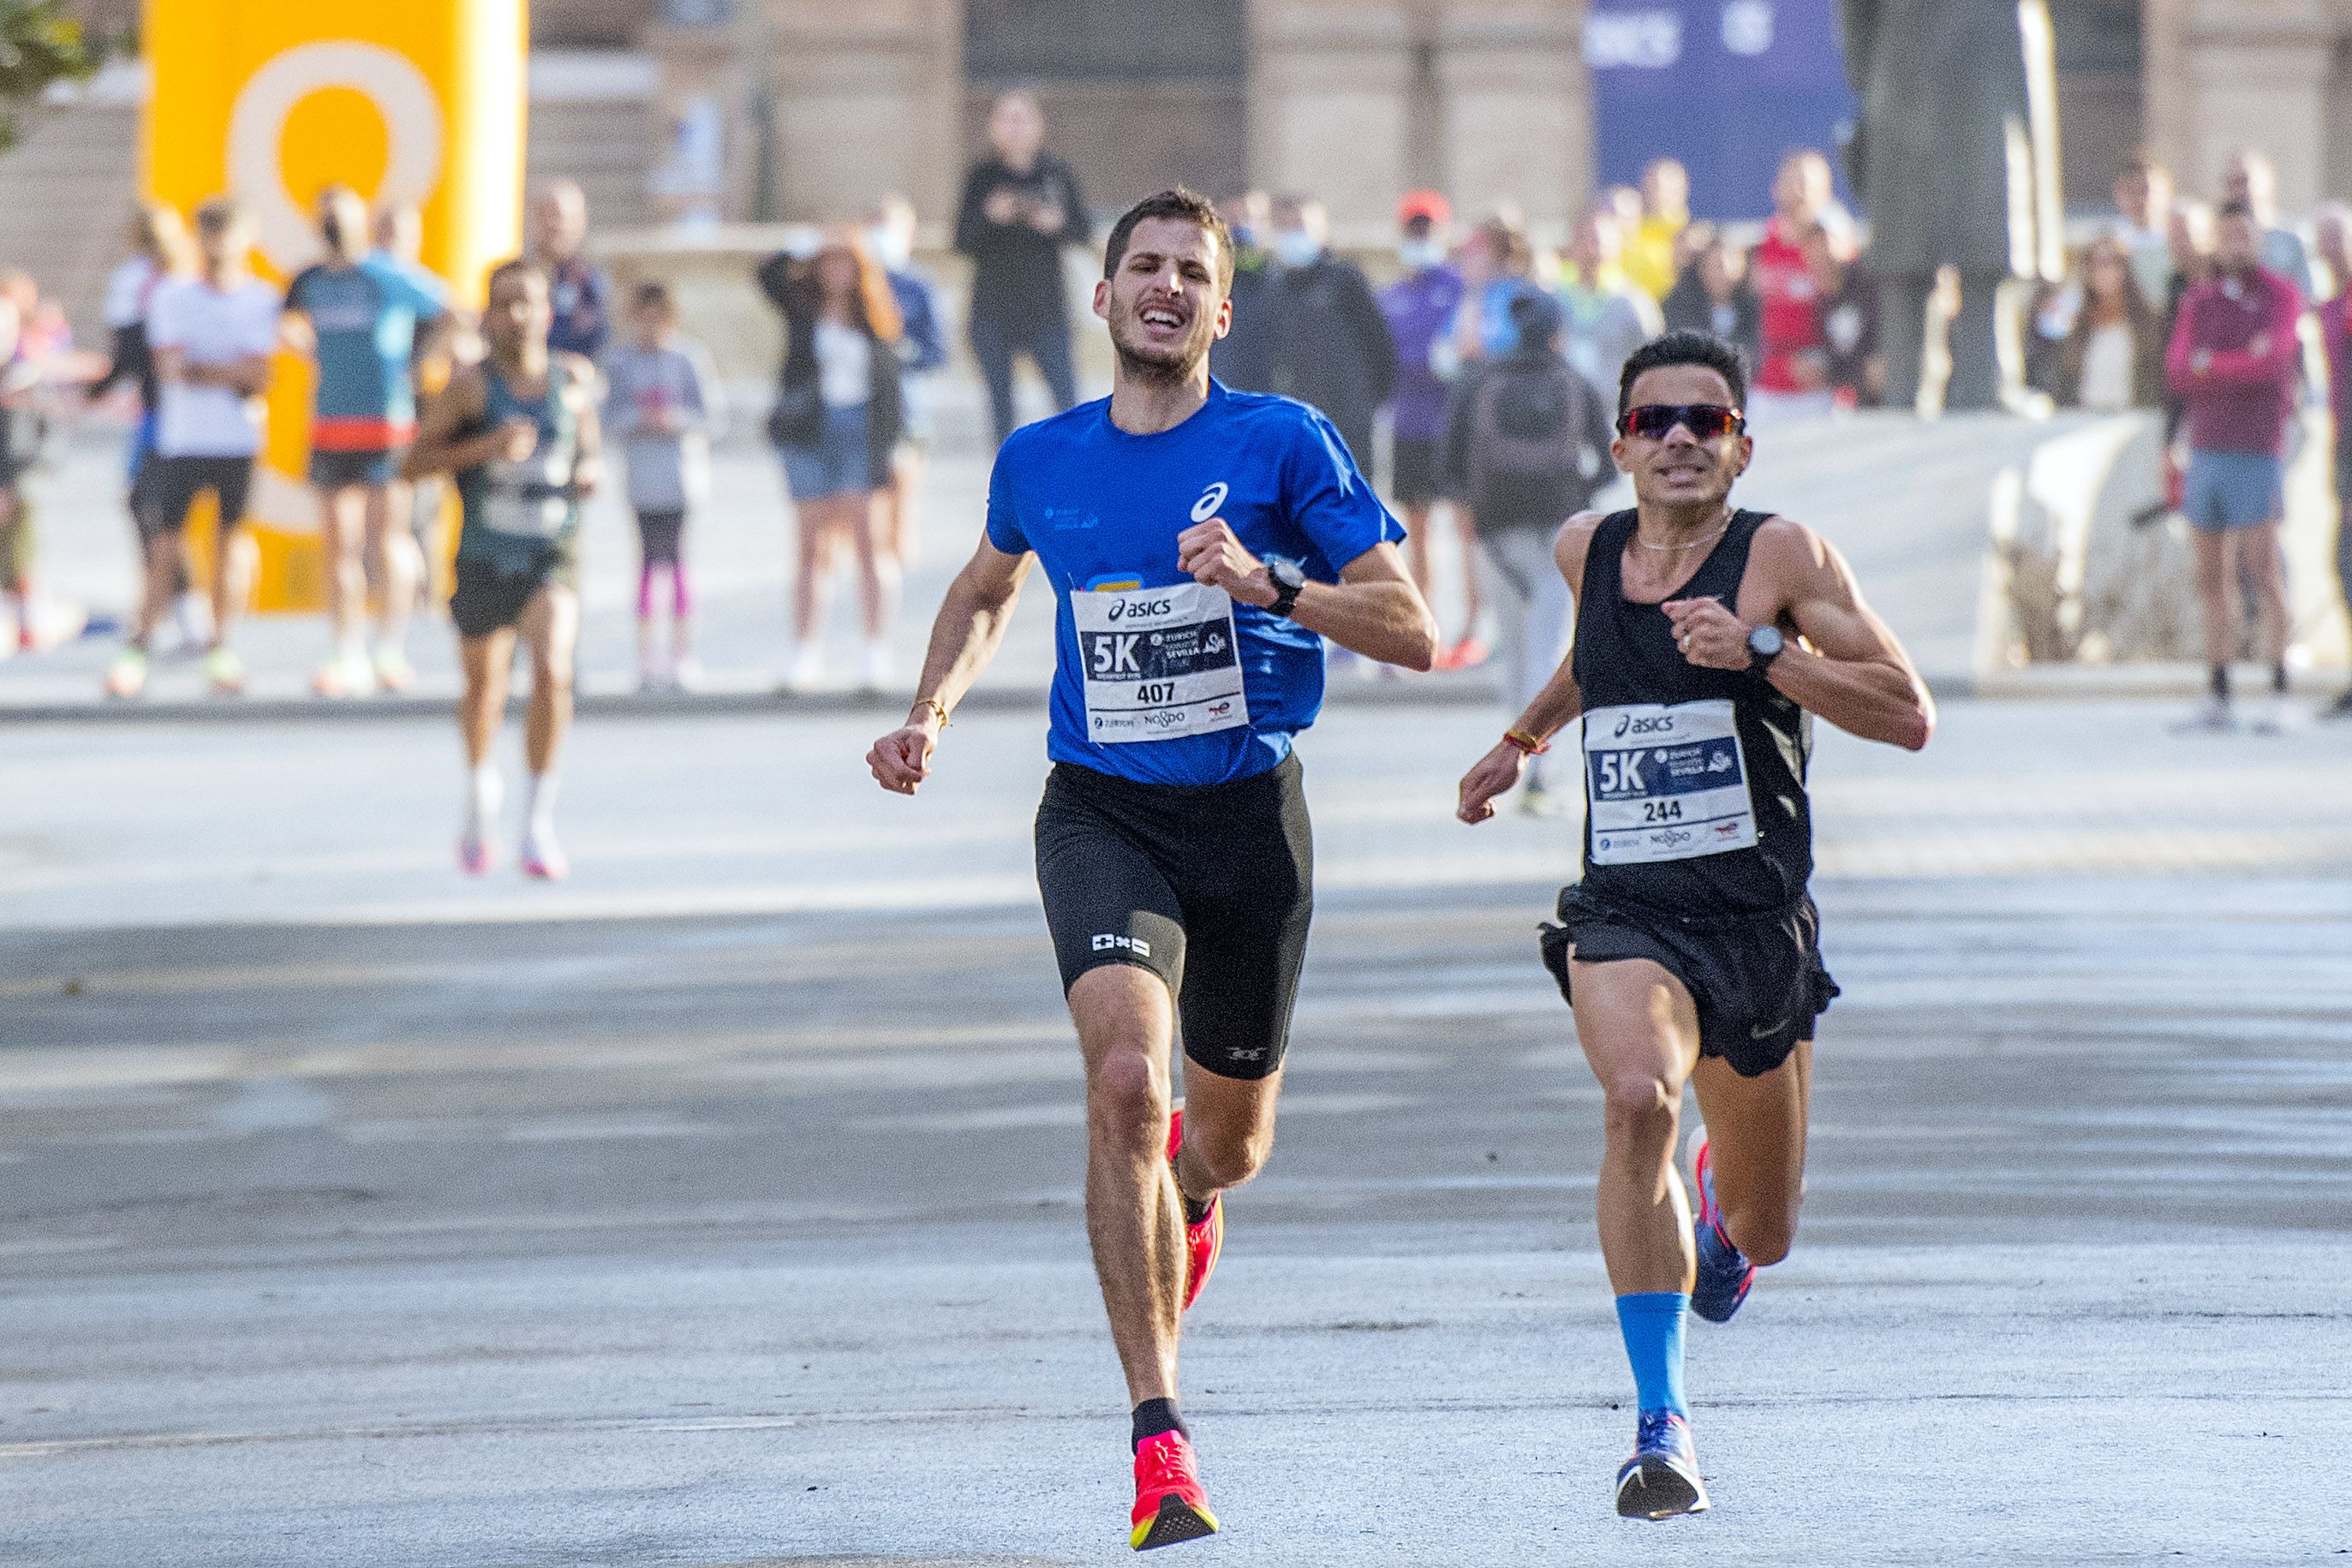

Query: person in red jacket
left=1748, top=152, right=1839, bottom=425
left=2166, top=199, right=2304, bottom=731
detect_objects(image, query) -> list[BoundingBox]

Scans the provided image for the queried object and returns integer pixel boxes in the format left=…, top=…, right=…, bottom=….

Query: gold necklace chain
left=1633, top=521, right=1730, bottom=552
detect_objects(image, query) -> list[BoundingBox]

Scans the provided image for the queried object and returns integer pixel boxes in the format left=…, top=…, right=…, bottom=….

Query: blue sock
left=1615, top=1291, right=1690, bottom=1419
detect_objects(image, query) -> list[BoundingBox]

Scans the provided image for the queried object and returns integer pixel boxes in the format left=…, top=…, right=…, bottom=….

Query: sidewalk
left=0, top=393, right=2221, bottom=719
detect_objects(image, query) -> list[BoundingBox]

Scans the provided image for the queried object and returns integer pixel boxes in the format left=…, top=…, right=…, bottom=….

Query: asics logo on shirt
left=1106, top=596, right=1177, bottom=621
left=1191, top=481, right=1229, bottom=522
left=1614, top=713, right=1678, bottom=738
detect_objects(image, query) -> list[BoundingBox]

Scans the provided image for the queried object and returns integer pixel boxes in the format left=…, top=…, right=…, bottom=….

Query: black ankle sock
left=1180, top=1192, right=1211, bottom=1226
left=2273, top=663, right=2290, bottom=695
left=2210, top=665, right=2230, bottom=701
left=1132, top=1397, right=1185, bottom=1451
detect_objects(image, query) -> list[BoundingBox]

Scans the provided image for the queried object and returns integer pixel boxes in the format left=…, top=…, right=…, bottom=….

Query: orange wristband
left=1503, top=729, right=1549, bottom=756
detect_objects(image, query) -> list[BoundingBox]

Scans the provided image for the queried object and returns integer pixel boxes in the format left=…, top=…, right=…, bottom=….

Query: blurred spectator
left=605, top=279, right=724, bottom=692
left=954, top=90, right=1088, bottom=448
left=757, top=232, right=905, bottom=695
left=528, top=180, right=610, bottom=361
left=1209, top=189, right=1275, bottom=392
left=0, top=282, right=29, bottom=647
left=1661, top=224, right=1762, bottom=369
left=2161, top=200, right=2216, bottom=446
left=1621, top=158, right=1689, bottom=301
left=1447, top=214, right=1543, bottom=369
left=2314, top=204, right=2352, bottom=718
left=2221, top=149, right=2314, bottom=303
left=2166, top=200, right=2303, bottom=729
left=1442, top=289, right=1614, bottom=814
left=1265, top=193, right=1394, bottom=472
left=2112, top=152, right=2176, bottom=304
left=1750, top=152, right=1838, bottom=422
left=281, top=184, right=450, bottom=699
left=1806, top=226, right=1881, bottom=409
left=109, top=197, right=278, bottom=699
left=1555, top=203, right=1661, bottom=397
left=2051, top=235, right=2164, bottom=412
left=89, top=206, right=195, bottom=647
left=864, top=194, right=947, bottom=569
left=1378, top=189, right=1474, bottom=648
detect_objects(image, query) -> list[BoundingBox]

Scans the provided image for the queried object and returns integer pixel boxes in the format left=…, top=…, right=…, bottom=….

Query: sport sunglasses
left=1616, top=402, right=1746, bottom=440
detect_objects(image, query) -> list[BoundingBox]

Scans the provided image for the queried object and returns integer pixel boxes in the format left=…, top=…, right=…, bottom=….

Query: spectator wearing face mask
left=1209, top=188, right=1276, bottom=393
left=864, top=194, right=946, bottom=568
left=1378, top=190, right=1477, bottom=662
left=1265, top=193, right=1394, bottom=474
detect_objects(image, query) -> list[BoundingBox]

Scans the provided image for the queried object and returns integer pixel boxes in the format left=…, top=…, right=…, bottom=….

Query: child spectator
left=604, top=280, right=725, bottom=690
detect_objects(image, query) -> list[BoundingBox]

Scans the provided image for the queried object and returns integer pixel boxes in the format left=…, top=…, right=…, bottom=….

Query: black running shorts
left=1034, top=754, right=1314, bottom=1082
left=449, top=551, right=571, bottom=637
left=1389, top=435, right=1444, bottom=508
left=1539, top=885, right=1838, bottom=1077
left=138, top=454, right=254, bottom=543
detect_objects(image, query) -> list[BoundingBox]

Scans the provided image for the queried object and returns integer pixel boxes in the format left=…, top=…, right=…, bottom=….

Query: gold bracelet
left=1503, top=728, right=1550, bottom=757
left=910, top=697, right=950, bottom=729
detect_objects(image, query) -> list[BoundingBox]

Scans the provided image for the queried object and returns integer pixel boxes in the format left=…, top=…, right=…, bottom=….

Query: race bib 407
left=1073, top=581, right=1250, bottom=744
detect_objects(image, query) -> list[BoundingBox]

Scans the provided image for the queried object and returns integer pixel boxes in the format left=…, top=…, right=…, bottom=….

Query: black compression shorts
left=1539, top=885, right=1838, bottom=1077
left=1034, top=754, right=1313, bottom=1082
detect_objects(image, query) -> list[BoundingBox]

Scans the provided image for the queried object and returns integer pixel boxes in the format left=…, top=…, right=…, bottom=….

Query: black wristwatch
left=1746, top=623, right=1785, bottom=672
left=1265, top=558, right=1307, bottom=619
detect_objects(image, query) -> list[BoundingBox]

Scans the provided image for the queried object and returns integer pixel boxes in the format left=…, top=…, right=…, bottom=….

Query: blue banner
left=1585, top=0, right=1856, bottom=223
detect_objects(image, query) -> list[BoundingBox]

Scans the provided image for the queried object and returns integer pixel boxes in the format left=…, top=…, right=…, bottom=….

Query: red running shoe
left=1131, top=1429, right=1218, bottom=1550
left=1167, top=1109, right=1221, bottom=1314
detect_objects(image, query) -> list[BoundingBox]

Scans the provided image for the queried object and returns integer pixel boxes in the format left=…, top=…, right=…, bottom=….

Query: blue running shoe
left=1615, top=1410, right=1710, bottom=1519
left=1690, top=1137, right=1754, bottom=1324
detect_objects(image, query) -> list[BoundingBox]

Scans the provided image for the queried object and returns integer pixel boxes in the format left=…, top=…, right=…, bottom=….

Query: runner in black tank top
left=404, top=259, right=604, bottom=884
left=1454, top=331, right=1934, bottom=1522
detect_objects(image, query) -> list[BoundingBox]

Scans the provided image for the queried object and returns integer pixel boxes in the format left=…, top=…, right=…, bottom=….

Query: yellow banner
left=141, top=0, right=528, bottom=610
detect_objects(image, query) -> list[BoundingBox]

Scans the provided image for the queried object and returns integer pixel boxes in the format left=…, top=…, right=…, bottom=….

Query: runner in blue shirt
left=869, top=188, right=1436, bottom=1551
left=282, top=186, right=450, bottom=697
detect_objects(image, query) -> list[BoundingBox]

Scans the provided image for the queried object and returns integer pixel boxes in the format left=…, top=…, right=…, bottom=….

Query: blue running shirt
left=985, top=380, right=1404, bottom=785
left=284, top=256, right=448, bottom=450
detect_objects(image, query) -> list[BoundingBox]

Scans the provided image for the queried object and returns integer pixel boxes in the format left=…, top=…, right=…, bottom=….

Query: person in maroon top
left=1748, top=152, right=1837, bottom=424
left=2313, top=205, right=2352, bottom=718
left=2165, top=199, right=2305, bottom=730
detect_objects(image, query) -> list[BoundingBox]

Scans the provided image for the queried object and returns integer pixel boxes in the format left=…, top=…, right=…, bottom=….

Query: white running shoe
left=781, top=643, right=824, bottom=693
left=104, top=647, right=148, bottom=699
left=860, top=641, right=892, bottom=694
left=203, top=646, right=247, bottom=695
left=2172, top=695, right=2234, bottom=734
left=372, top=647, right=415, bottom=694
left=2246, top=693, right=2304, bottom=735
left=313, top=649, right=375, bottom=699
left=671, top=653, right=704, bottom=692
left=520, top=822, right=569, bottom=881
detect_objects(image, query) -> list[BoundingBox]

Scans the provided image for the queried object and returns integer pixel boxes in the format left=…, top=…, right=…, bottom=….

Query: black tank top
left=1570, top=507, right=1813, bottom=916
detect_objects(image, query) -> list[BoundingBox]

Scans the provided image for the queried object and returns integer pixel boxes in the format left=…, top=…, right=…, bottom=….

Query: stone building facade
left=49, top=1, right=2352, bottom=231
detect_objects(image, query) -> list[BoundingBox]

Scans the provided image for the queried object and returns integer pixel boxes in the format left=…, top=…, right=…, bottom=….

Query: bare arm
left=1664, top=518, right=1933, bottom=751
left=1458, top=514, right=1598, bottom=822
left=1176, top=522, right=1438, bottom=671
left=156, top=345, right=271, bottom=397
left=400, top=365, right=499, bottom=481
left=562, top=354, right=606, bottom=497
left=867, top=537, right=1036, bottom=794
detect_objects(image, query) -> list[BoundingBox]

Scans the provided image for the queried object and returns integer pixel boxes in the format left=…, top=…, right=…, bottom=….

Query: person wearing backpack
left=1444, top=290, right=1616, bottom=813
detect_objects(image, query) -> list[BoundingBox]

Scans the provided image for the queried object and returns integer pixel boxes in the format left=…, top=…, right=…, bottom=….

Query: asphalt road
left=4, top=701, right=2351, bottom=1565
